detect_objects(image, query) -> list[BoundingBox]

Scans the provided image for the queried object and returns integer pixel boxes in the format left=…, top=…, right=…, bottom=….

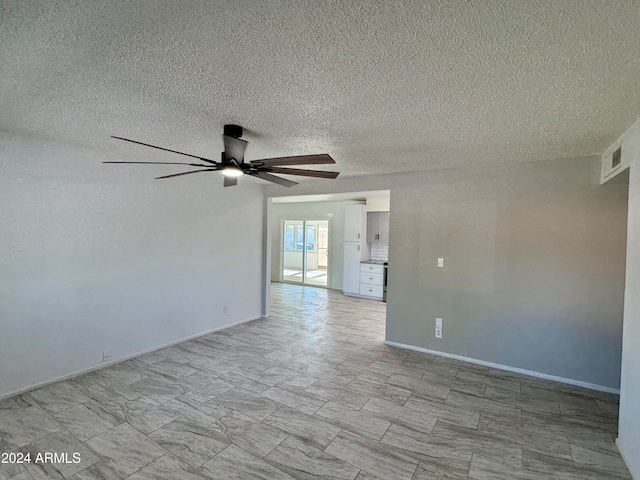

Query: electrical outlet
left=223, top=305, right=228, bottom=314
left=435, top=317, right=443, bottom=338
left=102, top=350, right=112, bottom=362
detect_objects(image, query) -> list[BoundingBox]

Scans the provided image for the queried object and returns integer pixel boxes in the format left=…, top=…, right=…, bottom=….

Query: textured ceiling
left=2, top=0, right=640, bottom=178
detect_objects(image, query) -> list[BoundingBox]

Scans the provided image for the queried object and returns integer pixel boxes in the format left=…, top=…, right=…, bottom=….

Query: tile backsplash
left=370, top=243, right=389, bottom=262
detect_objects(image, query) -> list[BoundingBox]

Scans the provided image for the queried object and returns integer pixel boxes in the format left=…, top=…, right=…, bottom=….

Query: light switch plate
left=437, top=257, right=445, bottom=268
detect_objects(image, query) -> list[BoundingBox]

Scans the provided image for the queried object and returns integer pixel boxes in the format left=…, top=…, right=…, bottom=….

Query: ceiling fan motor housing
left=223, top=124, right=243, bottom=139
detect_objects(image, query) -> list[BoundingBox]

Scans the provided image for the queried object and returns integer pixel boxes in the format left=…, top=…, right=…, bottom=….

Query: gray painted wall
left=0, top=132, right=264, bottom=398
left=616, top=118, right=640, bottom=478
left=266, top=156, right=628, bottom=389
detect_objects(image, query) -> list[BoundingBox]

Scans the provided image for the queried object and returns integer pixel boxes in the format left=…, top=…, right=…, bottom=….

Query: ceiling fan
left=104, top=124, right=339, bottom=187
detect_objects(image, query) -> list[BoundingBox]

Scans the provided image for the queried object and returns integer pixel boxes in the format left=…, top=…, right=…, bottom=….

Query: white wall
left=0, top=132, right=264, bottom=398
left=615, top=118, right=640, bottom=479
left=266, top=157, right=628, bottom=390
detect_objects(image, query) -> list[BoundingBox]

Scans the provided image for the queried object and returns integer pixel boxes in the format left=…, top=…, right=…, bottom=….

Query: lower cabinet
left=359, top=263, right=384, bottom=300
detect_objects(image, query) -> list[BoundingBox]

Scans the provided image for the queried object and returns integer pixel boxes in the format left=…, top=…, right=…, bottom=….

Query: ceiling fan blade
left=249, top=171, right=298, bottom=187
left=223, top=135, right=248, bottom=163
left=155, top=168, right=218, bottom=179
left=250, top=154, right=335, bottom=167
left=103, top=161, right=212, bottom=167
left=112, top=136, right=219, bottom=165
left=266, top=167, right=339, bottom=179
left=223, top=176, right=238, bottom=187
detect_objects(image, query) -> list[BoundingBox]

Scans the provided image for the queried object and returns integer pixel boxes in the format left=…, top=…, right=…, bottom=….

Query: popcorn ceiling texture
left=1, top=0, right=640, bottom=178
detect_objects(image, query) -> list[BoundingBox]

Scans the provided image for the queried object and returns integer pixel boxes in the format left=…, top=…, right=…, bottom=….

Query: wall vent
left=612, top=146, right=622, bottom=169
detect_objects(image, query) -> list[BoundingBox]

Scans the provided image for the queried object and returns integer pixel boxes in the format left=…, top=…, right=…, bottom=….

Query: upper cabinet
left=367, top=211, right=390, bottom=243
left=344, top=205, right=366, bottom=242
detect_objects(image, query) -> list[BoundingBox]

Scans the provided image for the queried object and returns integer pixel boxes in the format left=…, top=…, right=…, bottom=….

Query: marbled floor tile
left=315, top=401, right=391, bottom=441
left=179, top=370, right=235, bottom=397
left=569, top=444, right=632, bottom=478
left=305, top=379, right=371, bottom=410
left=335, top=360, right=389, bottom=383
left=214, top=411, right=288, bottom=458
left=295, top=364, right=356, bottom=387
left=143, top=360, right=200, bottom=382
left=468, top=454, right=546, bottom=480
left=413, top=464, right=468, bottom=480
left=361, top=397, right=438, bottom=434
left=0, top=439, right=25, bottom=480
left=325, top=430, right=418, bottom=480
left=379, top=423, right=472, bottom=476
left=261, top=384, right=325, bottom=415
left=5, top=472, right=33, bottom=480
left=53, top=405, right=114, bottom=441
left=596, top=399, right=620, bottom=417
left=558, top=402, right=619, bottom=433
left=99, top=362, right=144, bottom=386
left=113, top=402, right=180, bottom=435
left=456, top=369, right=521, bottom=393
left=85, top=423, right=166, bottom=478
left=28, top=383, right=90, bottom=415
left=520, top=377, right=619, bottom=404
left=136, top=352, right=167, bottom=365
left=406, top=394, right=480, bottom=429
left=168, top=392, right=231, bottom=421
left=0, top=395, right=37, bottom=418
left=21, top=431, right=98, bottom=479
left=421, top=370, right=486, bottom=397
left=67, top=461, right=122, bottom=480
left=344, top=377, right=411, bottom=405
left=385, top=373, right=450, bottom=401
left=126, top=453, right=212, bottom=480
left=522, top=449, right=631, bottom=480
left=265, top=435, right=360, bottom=480
left=262, top=407, right=340, bottom=449
left=158, top=347, right=201, bottom=365
left=129, top=379, right=185, bottom=404
left=443, top=390, right=520, bottom=425
left=355, top=360, right=426, bottom=380
left=212, top=387, right=281, bottom=421
left=431, top=420, right=523, bottom=468
left=186, top=354, right=238, bottom=376
left=148, top=418, right=230, bottom=468
left=201, top=444, right=295, bottom=480
left=477, top=414, right=572, bottom=461
left=483, top=385, right=560, bottom=415
left=521, top=410, right=618, bottom=453
left=216, top=372, right=270, bottom=395
left=0, top=406, right=61, bottom=447
left=81, top=380, right=141, bottom=404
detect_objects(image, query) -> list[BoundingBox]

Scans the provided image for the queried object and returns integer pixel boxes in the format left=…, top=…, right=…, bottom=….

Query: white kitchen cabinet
left=343, top=243, right=362, bottom=295
left=359, top=263, right=384, bottom=300
left=344, top=205, right=366, bottom=242
left=366, top=211, right=390, bottom=243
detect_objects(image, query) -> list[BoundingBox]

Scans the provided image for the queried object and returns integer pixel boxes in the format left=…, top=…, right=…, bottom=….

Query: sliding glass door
left=282, top=219, right=329, bottom=287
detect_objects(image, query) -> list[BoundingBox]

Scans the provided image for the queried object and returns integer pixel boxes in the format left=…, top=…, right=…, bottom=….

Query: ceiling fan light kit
left=105, top=125, right=339, bottom=188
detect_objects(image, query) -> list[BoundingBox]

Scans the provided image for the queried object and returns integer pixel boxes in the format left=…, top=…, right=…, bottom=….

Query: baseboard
left=0, top=315, right=264, bottom=401
left=384, top=340, right=620, bottom=395
left=616, top=438, right=639, bottom=480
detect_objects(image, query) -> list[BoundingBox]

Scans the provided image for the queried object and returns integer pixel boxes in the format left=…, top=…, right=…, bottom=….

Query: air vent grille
left=612, top=146, right=622, bottom=169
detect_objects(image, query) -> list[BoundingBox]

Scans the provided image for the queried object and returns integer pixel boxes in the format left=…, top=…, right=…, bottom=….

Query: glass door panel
left=282, top=219, right=330, bottom=287
left=282, top=220, right=304, bottom=283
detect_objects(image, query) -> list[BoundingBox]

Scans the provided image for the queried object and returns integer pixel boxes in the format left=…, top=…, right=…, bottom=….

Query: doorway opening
left=282, top=219, right=329, bottom=287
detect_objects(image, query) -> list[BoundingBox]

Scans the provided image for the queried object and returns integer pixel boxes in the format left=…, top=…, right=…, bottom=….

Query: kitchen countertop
left=361, top=260, right=388, bottom=265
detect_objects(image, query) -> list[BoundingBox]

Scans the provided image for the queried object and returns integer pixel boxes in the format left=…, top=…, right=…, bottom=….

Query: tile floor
left=0, top=283, right=631, bottom=479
